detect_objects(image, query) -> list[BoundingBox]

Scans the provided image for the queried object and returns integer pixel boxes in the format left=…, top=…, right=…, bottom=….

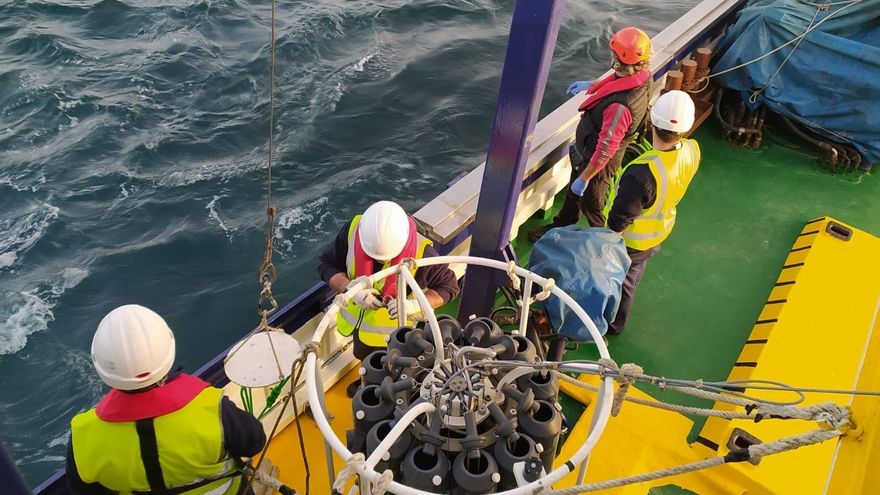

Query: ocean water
left=0, top=0, right=698, bottom=485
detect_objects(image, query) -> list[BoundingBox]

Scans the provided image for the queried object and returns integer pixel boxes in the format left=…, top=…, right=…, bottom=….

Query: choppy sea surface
left=0, top=0, right=697, bottom=485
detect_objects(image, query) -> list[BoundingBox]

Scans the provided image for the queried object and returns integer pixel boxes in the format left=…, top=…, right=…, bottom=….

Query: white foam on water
left=275, top=196, right=329, bottom=251
left=0, top=290, right=52, bottom=355
left=205, top=195, right=233, bottom=239
left=0, top=252, right=16, bottom=269
left=351, top=53, right=375, bottom=73
left=0, top=203, right=60, bottom=270
left=0, top=267, right=89, bottom=356
left=159, top=152, right=263, bottom=188
left=307, top=52, right=378, bottom=115
left=0, top=176, right=42, bottom=193
left=48, top=432, right=69, bottom=449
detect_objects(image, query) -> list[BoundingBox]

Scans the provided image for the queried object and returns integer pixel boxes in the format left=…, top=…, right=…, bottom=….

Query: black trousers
left=608, top=245, right=659, bottom=335
left=552, top=145, right=628, bottom=228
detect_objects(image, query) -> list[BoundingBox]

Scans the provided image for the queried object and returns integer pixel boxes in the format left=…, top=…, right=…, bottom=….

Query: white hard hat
left=359, top=201, right=410, bottom=261
left=91, top=305, right=176, bottom=391
left=651, top=90, right=696, bottom=133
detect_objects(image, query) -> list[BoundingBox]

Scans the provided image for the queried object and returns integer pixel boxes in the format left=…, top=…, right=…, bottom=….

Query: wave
left=275, top=196, right=330, bottom=252
left=4, top=28, right=88, bottom=67
left=0, top=203, right=59, bottom=270
left=205, top=195, right=233, bottom=239
left=0, top=267, right=89, bottom=355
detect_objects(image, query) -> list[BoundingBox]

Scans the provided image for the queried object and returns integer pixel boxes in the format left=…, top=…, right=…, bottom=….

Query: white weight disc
left=224, top=332, right=302, bottom=387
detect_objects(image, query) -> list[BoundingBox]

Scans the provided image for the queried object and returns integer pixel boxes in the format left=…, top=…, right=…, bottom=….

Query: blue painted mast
left=458, top=0, right=566, bottom=320
left=1, top=439, right=30, bottom=495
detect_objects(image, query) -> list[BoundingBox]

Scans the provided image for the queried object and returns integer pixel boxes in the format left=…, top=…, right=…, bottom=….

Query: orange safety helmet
left=610, top=27, right=651, bottom=65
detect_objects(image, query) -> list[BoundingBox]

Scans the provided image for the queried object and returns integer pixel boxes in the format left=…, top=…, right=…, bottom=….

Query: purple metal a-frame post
left=458, top=0, right=566, bottom=321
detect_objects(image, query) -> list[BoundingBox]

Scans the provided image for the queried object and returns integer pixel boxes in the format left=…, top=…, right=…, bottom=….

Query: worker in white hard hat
left=602, top=90, right=701, bottom=335
left=66, top=305, right=266, bottom=495
left=317, top=201, right=459, bottom=391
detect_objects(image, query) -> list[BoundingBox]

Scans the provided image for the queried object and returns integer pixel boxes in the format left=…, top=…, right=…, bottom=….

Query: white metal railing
left=305, top=256, right=615, bottom=495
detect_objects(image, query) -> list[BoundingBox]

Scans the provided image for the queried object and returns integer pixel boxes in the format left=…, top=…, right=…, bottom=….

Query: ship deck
left=261, top=118, right=879, bottom=494
left=515, top=119, right=879, bottom=416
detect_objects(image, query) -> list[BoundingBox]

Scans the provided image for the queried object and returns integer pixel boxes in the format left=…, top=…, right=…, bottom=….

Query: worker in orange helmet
left=530, top=27, right=653, bottom=240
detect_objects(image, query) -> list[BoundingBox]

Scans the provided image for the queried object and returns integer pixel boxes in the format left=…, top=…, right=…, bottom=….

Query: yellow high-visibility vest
left=336, top=215, right=432, bottom=347
left=605, top=139, right=700, bottom=251
left=70, top=386, right=241, bottom=495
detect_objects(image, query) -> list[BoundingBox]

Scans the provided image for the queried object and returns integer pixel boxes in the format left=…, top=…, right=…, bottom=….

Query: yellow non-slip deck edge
left=696, top=217, right=880, bottom=495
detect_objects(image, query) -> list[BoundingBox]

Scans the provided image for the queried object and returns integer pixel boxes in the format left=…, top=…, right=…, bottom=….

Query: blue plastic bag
left=527, top=226, right=630, bottom=340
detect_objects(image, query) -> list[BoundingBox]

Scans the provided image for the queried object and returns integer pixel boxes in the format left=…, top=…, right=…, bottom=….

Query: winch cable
left=256, top=0, right=280, bottom=328
left=241, top=0, right=313, bottom=492
left=223, top=0, right=285, bottom=392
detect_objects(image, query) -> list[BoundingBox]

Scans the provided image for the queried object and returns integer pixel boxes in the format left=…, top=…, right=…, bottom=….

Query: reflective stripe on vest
left=337, top=215, right=432, bottom=347
left=605, top=139, right=700, bottom=251
left=71, top=387, right=241, bottom=495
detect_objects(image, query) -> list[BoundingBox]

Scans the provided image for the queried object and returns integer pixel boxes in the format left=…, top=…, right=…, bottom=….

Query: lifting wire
left=239, top=0, right=314, bottom=492
left=223, top=0, right=286, bottom=384
left=257, top=0, right=279, bottom=327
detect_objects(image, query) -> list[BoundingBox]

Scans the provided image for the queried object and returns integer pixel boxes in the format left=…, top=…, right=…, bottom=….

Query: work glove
left=386, top=297, right=424, bottom=321
left=347, top=276, right=383, bottom=309
left=566, top=80, right=593, bottom=96
left=570, top=176, right=589, bottom=197
left=351, top=288, right=383, bottom=309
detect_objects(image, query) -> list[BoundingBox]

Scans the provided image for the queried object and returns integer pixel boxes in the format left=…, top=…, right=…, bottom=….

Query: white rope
left=535, top=278, right=555, bottom=302
left=507, top=260, right=521, bottom=289
left=548, top=427, right=845, bottom=494
left=247, top=465, right=287, bottom=492
left=557, top=372, right=851, bottom=424
left=668, top=384, right=754, bottom=407
left=556, top=373, right=755, bottom=419
left=333, top=453, right=366, bottom=493
left=372, top=469, right=394, bottom=494
left=596, top=359, right=643, bottom=417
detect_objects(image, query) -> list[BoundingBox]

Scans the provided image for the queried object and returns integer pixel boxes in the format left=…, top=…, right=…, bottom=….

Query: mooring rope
left=548, top=427, right=845, bottom=494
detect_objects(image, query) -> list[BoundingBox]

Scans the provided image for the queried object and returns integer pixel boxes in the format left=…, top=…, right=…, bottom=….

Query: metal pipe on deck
left=664, top=70, right=684, bottom=92
left=458, top=0, right=566, bottom=321
left=680, top=59, right=698, bottom=91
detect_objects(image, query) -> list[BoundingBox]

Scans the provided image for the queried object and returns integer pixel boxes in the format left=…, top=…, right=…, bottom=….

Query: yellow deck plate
left=263, top=367, right=359, bottom=494
left=695, top=217, right=880, bottom=495
left=258, top=218, right=880, bottom=494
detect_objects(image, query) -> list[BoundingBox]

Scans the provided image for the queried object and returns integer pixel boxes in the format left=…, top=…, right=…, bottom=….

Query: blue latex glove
left=566, top=80, right=593, bottom=96
left=571, top=176, right=589, bottom=197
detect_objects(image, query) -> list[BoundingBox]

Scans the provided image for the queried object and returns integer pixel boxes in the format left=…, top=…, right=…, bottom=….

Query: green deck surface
left=513, top=120, right=878, bottom=408
left=439, top=119, right=876, bottom=494
left=514, top=120, right=877, bottom=494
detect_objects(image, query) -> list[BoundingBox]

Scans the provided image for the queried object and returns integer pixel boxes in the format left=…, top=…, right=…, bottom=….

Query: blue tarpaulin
left=712, top=0, right=880, bottom=166
left=528, top=226, right=630, bottom=340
